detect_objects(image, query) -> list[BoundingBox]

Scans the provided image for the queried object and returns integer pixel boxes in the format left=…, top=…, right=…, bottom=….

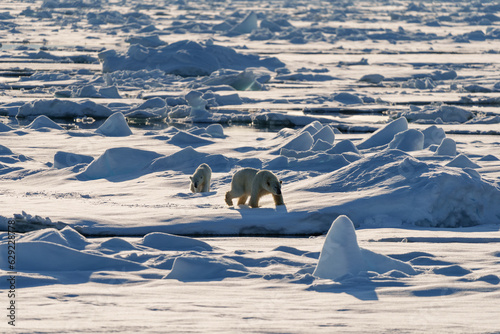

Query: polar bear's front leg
left=273, top=194, right=285, bottom=206
left=249, top=189, right=268, bottom=208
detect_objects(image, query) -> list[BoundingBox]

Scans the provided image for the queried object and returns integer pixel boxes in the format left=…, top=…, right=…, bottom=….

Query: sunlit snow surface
left=1, top=0, right=500, bottom=332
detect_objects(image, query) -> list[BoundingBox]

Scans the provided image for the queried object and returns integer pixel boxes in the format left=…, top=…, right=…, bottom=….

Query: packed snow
left=1, top=0, right=500, bottom=332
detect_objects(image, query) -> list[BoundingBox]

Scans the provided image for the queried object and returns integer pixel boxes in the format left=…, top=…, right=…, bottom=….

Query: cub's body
left=190, top=163, right=212, bottom=193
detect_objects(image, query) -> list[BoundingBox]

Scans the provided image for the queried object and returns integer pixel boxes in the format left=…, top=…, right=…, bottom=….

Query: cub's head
left=190, top=175, right=204, bottom=192
left=264, top=175, right=282, bottom=196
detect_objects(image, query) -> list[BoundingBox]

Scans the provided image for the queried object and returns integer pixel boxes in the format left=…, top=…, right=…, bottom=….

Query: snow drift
left=302, top=150, right=500, bottom=227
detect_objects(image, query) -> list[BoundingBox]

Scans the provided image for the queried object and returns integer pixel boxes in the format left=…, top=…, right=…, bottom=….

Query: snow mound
left=5, top=212, right=67, bottom=233
left=478, top=154, right=499, bottom=162
left=300, top=121, right=323, bottom=135
left=311, top=139, right=333, bottom=152
left=326, top=140, right=360, bottom=155
left=359, top=74, right=384, bottom=84
left=303, top=150, right=500, bottom=227
left=54, top=151, right=94, bottom=169
left=99, top=238, right=138, bottom=252
left=0, top=122, right=13, bottom=132
left=79, top=147, right=162, bottom=180
left=95, top=112, right=133, bottom=137
left=26, top=115, right=63, bottom=130
left=167, top=131, right=215, bottom=147
left=0, top=145, right=27, bottom=164
left=435, top=138, right=457, bottom=156
left=422, top=125, right=446, bottom=148
left=274, top=131, right=314, bottom=153
left=446, top=154, right=481, bottom=169
left=70, top=85, right=121, bottom=99
left=205, top=124, right=225, bottom=138
left=287, top=153, right=351, bottom=172
left=313, top=215, right=364, bottom=280
left=141, top=232, right=212, bottom=251
left=125, top=34, right=166, bottom=48
left=313, top=215, right=416, bottom=280
left=312, top=125, right=335, bottom=145
left=20, top=226, right=89, bottom=250
left=198, top=69, right=264, bottom=91
left=99, top=40, right=284, bottom=76
left=333, top=92, right=363, bottom=105
left=17, top=99, right=113, bottom=119
left=126, top=97, right=167, bottom=119
left=388, top=129, right=424, bottom=152
left=150, top=146, right=234, bottom=173
left=11, top=241, right=145, bottom=272
left=0, top=145, right=13, bottom=156
left=357, top=117, right=408, bottom=150
left=185, top=91, right=210, bottom=118
left=165, top=255, right=248, bottom=281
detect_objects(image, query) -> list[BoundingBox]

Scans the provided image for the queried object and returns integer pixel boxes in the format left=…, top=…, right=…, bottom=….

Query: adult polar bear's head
left=259, top=170, right=282, bottom=196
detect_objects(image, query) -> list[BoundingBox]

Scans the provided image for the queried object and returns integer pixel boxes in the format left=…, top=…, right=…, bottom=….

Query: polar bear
left=190, top=163, right=212, bottom=193
left=225, top=168, right=285, bottom=208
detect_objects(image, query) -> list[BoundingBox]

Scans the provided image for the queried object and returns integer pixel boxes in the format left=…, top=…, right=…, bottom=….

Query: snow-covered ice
left=1, top=0, right=500, bottom=332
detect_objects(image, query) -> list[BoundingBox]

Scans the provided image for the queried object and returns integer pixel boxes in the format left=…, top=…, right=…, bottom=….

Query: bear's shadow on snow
left=232, top=204, right=288, bottom=214
left=232, top=205, right=289, bottom=234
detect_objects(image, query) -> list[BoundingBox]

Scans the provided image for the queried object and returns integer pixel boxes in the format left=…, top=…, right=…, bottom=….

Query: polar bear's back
left=196, top=163, right=212, bottom=174
left=232, top=167, right=259, bottom=193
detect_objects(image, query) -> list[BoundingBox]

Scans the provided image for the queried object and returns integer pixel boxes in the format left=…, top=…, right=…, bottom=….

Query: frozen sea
left=1, top=0, right=500, bottom=332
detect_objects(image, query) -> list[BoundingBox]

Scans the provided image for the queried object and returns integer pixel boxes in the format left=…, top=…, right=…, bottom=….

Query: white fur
left=225, top=168, right=284, bottom=208
left=190, top=163, right=212, bottom=193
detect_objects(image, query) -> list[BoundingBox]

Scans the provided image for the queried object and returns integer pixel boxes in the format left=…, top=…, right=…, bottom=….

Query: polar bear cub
left=225, top=168, right=285, bottom=208
left=190, top=163, right=212, bottom=193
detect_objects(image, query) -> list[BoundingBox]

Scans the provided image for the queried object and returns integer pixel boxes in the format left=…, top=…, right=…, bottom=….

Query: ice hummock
left=313, top=215, right=416, bottom=280
left=357, top=117, right=408, bottom=150
left=17, top=99, right=114, bottom=119
left=95, top=112, right=133, bottom=137
left=26, top=115, right=64, bottom=131
left=98, top=40, right=284, bottom=76
left=301, top=150, right=500, bottom=228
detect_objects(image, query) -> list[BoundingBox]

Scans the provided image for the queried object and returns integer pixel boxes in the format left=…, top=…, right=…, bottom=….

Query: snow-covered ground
left=1, top=0, right=500, bottom=332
